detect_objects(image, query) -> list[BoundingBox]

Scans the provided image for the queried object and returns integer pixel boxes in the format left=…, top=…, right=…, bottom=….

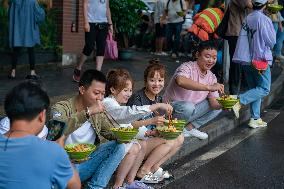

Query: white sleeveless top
left=87, top=0, right=108, bottom=23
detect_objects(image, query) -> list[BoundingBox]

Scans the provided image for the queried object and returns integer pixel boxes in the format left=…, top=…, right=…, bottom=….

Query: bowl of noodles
left=165, top=119, right=187, bottom=131
left=64, top=143, right=96, bottom=161
left=157, top=126, right=183, bottom=140
left=110, top=128, right=138, bottom=143
left=217, top=95, right=239, bottom=109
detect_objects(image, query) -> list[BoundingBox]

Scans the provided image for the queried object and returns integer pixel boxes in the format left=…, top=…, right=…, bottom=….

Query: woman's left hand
left=109, top=24, right=114, bottom=34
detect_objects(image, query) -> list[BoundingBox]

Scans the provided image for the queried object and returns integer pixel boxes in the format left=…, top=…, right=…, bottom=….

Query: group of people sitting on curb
left=0, top=32, right=273, bottom=189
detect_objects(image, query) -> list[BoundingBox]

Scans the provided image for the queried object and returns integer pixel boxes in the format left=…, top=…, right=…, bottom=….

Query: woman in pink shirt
left=163, top=41, right=224, bottom=139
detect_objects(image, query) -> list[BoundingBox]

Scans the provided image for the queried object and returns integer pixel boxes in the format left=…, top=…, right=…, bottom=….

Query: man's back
left=0, top=134, right=73, bottom=189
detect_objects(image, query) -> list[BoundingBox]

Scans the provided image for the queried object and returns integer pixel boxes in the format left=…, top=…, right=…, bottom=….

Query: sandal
left=152, top=167, right=173, bottom=180
left=124, top=181, right=153, bottom=189
left=139, top=172, right=160, bottom=184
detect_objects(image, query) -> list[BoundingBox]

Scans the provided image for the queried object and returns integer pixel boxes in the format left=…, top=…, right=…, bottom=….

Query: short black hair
left=4, top=81, right=50, bottom=123
left=197, top=40, right=218, bottom=54
left=79, top=69, right=107, bottom=88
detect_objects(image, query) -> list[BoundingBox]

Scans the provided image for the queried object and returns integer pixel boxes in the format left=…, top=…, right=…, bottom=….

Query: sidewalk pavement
left=0, top=51, right=189, bottom=114
left=0, top=50, right=283, bottom=174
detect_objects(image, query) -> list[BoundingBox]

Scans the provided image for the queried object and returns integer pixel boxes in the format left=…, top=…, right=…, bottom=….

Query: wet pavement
left=163, top=87, right=284, bottom=189
left=0, top=50, right=282, bottom=111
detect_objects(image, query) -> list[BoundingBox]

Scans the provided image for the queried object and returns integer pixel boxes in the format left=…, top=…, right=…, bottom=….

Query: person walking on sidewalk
left=232, top=0, right=276, bottom=128
left=161, top=0, right=187, bottom=58
left=73, top=0, right=113, bottom=82
left=163, top=41, right=223, bottom=140
left=224, top=0, right=253, bottom=95
left=154, top=0, right=167, bottom=55
left=8, top=0, right=45, bottom=79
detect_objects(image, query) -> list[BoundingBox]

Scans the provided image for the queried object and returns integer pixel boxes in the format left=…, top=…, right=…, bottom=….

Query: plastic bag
left=104, top=32, right=118, bottom=60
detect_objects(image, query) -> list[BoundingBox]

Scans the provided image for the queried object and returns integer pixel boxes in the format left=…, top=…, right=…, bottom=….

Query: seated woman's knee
left=128, top=143, right=140, bottom=155
left=175, top=135, right=184, bottom=147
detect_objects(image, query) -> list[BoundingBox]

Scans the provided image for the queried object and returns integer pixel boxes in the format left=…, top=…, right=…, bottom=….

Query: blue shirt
left=0, top=134, right=73, bottom=189
left=9, top=0, right=45, bottom=47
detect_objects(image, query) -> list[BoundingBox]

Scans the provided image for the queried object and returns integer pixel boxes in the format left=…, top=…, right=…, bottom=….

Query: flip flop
left=139, top=172, right=160, bottom=184
left=152, top=167, right=173, bottom=180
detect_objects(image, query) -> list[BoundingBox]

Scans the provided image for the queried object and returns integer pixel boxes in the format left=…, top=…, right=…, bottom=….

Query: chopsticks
left=166, top=100, right=172, bottom=128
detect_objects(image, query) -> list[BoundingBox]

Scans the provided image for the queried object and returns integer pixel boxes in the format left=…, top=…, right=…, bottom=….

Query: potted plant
left=109, top=0, right=146, bottom=60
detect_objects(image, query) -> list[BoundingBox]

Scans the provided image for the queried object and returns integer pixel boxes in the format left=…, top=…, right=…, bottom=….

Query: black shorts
left=82, top=23, right=108, bottom=56
left=155, top=23, right=166, bottom=38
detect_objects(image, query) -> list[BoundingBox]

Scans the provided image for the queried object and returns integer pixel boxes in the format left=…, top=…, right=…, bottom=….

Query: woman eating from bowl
left=127, top=59, right=184, bottom=183
left=103, top=69, right=172, bottom=189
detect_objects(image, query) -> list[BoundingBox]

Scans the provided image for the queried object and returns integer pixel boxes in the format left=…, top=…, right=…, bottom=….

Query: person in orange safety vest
left=188, top=4, right=225, bottom=41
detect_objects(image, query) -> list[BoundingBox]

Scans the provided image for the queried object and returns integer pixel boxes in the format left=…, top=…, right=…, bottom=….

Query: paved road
left=162, top=89, right=284, bottom=189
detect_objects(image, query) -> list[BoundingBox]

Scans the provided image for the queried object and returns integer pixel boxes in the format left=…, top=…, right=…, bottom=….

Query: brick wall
left=62, top=0, right=84, bottom=57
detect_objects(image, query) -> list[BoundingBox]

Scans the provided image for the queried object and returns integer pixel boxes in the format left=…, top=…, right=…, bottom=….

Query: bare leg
left=113, top=143, right=140, bottom=188
left=155, top=38, right=160, bottom=53
left=186, top=122, right=194, bottom=130
left=76, top=54, right=88, bottom=70
left=126, top=140, right=147, bottom=183
left=136, top=138, right=166, bottom=178
left=158, top=37, right=164, bottom=53
left=96, top=56, right=104, bottom=71
left=151, top=135, right=184, bottom=172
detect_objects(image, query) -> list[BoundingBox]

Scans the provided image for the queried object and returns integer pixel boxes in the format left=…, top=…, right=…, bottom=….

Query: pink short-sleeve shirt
left=163, top=61, right=219, bottom=104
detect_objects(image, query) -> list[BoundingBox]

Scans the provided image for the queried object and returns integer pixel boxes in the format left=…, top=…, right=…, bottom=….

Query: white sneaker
left=232, top=101, right=241, bottom=118
left=248, top=118, right=267, bottom=128
left=183, top=128, right=208, bottom=140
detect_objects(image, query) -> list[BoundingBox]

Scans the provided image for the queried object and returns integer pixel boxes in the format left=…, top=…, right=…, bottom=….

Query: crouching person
left=0, top=82, right=81, bottom=189
left=51, top=70, right=125, bottom=189
left=163, top=41, right=224, bottom=140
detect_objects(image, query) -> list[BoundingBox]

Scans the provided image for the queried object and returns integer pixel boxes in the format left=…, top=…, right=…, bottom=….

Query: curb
left=162, top=69, right=284, bottom=166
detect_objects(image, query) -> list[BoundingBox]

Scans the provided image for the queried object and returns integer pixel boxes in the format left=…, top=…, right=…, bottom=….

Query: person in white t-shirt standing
left=73, top=0, right=113, bottom=82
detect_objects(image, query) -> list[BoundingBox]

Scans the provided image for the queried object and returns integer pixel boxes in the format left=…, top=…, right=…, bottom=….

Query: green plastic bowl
left=267, top=4, right=283, bottom=14
left=111, top=128, right=138, bottom=143
left=165, top=120, right=187, bottom=130
left=64, top=144, right=96, bottom=160
left=217, top=97, right=239, bottom=109
left=159, top=129, right=183, bottom=140
left=176, top=11, right=185, bottom=17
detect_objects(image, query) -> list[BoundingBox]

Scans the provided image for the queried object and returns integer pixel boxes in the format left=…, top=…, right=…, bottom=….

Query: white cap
left=252, top=0, right=268, bottom=5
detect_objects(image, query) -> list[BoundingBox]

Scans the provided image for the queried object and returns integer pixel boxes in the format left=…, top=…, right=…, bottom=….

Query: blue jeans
left=75, top=141, right=124, bottom=189
left=166, top=22, right=183, bottom=55
left=273, top=23, right=284, bottom=56
left=172, top=100, right=221, bottom=128
left=239, top=66, right=271, bottom=119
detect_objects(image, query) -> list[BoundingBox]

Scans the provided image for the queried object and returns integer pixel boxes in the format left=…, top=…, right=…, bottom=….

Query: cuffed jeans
left=75, top=141, right=124, bottom=189
left=172, top=100, right=221, bottom=128
left=239, top=65, right=271, bottom=119
left=273, top=23, right=284, bottom=57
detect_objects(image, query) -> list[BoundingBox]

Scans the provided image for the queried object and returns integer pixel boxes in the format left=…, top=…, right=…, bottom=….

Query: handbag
left=104, top=32, right=118, bottom=60
left=246, top=20, right=268, bottom=74
left=215, top=4, right=230, bottom=39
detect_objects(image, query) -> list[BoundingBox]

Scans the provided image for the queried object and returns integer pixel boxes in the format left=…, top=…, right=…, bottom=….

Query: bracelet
left=86, top=107, right=91, bottom=120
